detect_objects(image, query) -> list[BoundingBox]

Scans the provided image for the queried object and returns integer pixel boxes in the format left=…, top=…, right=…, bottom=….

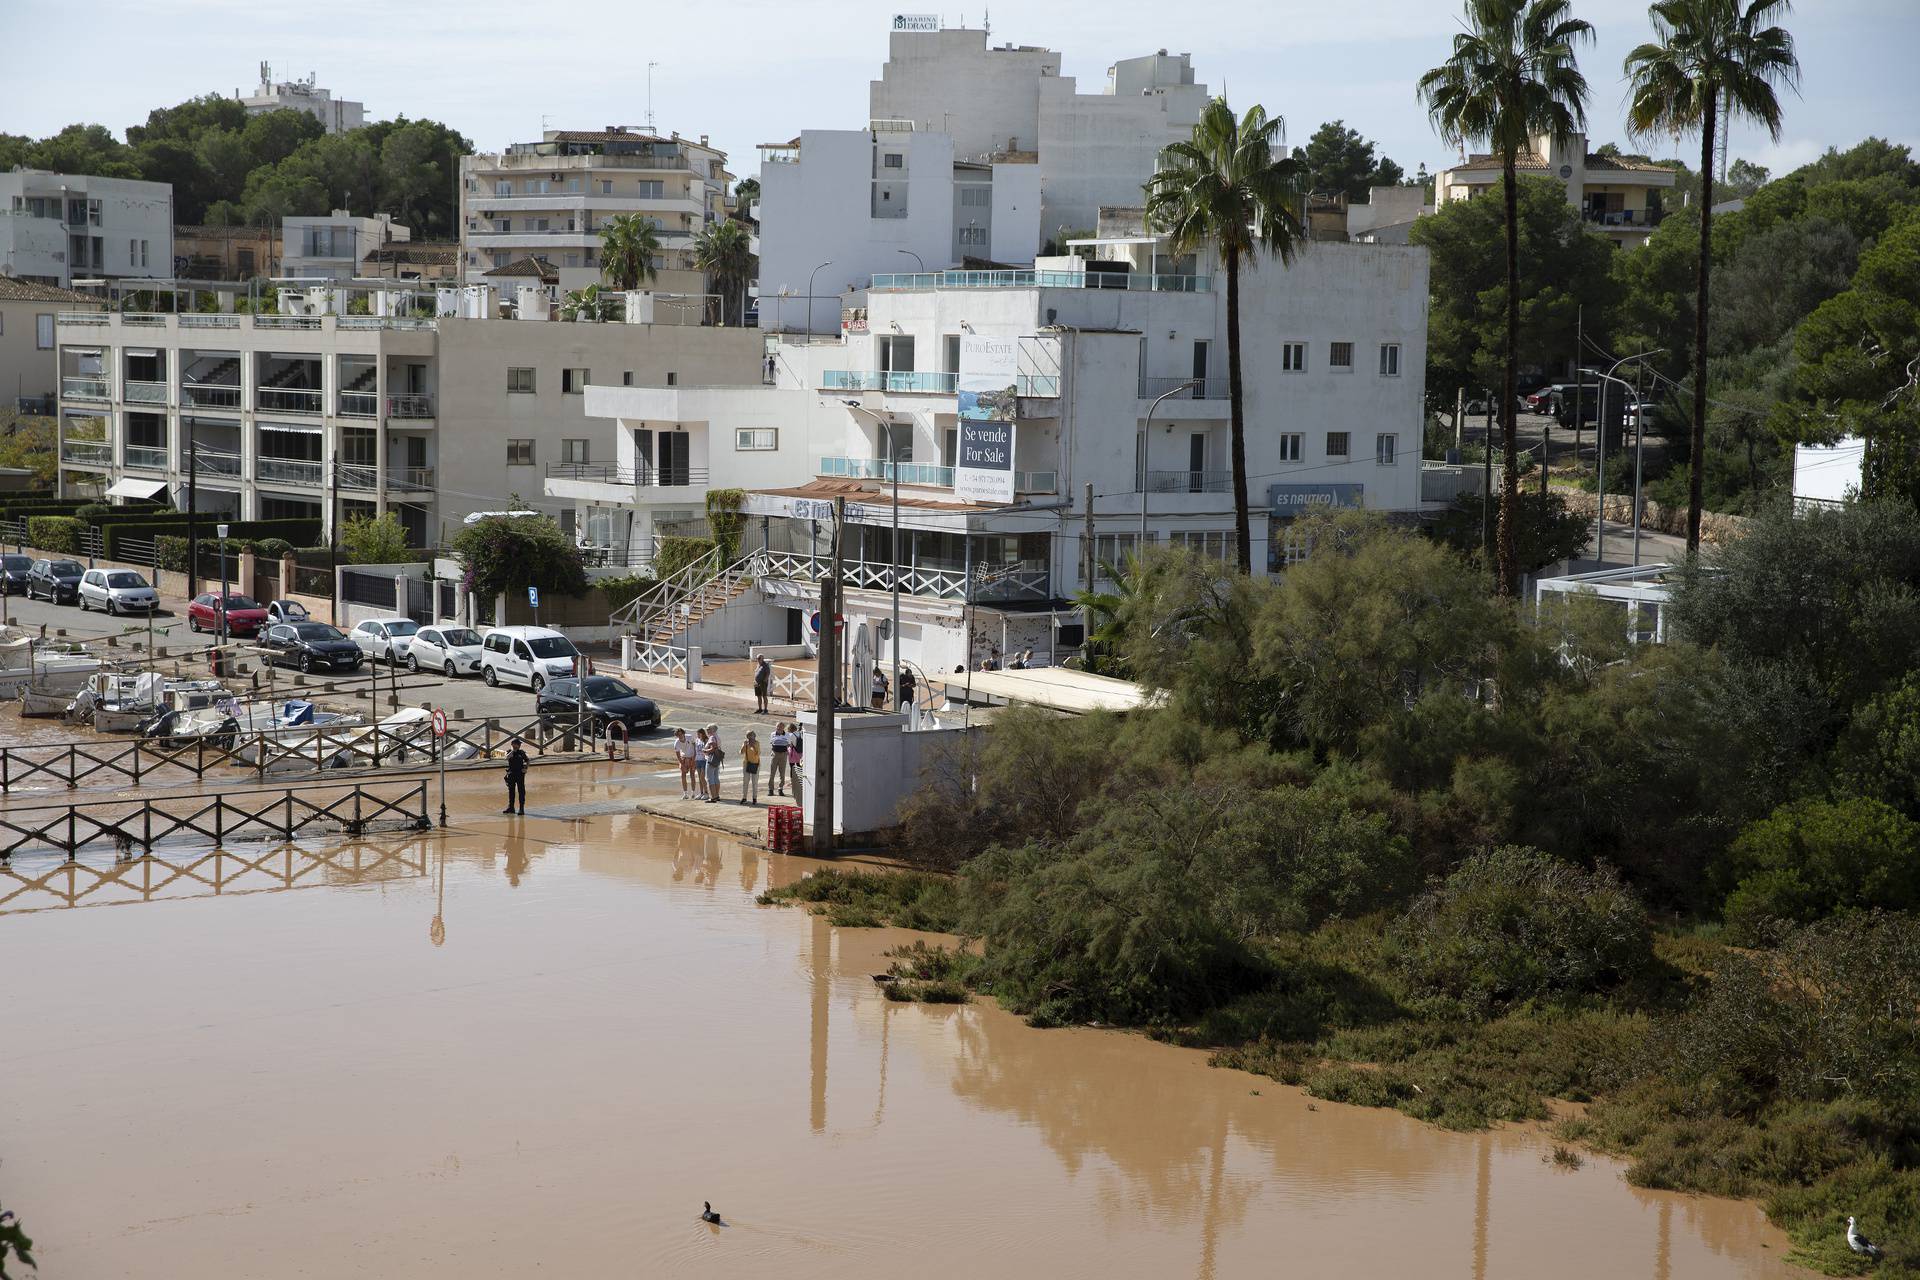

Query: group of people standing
left=675, top=722, right=802, bottom=806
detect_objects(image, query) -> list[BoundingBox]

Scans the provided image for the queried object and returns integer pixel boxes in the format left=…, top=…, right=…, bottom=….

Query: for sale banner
left=956, top=334, right=1017, bottom=503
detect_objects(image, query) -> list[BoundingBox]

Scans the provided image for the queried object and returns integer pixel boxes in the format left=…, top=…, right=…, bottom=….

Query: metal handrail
left=257, top=387, right=323, bottom=413
left=869, top=269, right=1212, bottom=293
left=1144, top=468, right=1234, bottom=493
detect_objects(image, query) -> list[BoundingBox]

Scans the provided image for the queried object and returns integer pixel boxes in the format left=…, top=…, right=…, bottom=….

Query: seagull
left=700, top=1201, right=724, bottom=1226
left=1847, top=1217, right=1882, bottom=1260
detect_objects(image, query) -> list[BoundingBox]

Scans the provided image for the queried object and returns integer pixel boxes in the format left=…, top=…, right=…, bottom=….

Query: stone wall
left=1557, top=490, right=1751, bottom=547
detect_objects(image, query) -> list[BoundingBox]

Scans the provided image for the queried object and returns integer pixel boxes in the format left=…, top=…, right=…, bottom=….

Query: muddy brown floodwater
left=0, top=794, right=1813, bottom=1278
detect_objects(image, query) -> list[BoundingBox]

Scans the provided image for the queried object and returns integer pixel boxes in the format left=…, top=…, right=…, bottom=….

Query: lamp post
left=1579, top=349, right=1663, bottom=566
left=805, top=260, right=833, bottom=338
left=1139, top=379, right=1202, bottom=548
left=896, top=249, right=924, bottom=274
left=844, top=400, right=900, bottom=721
left=216, top=521, right=230, bottom=645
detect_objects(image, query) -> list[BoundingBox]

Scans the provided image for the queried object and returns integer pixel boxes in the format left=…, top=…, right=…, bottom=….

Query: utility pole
left=812, top=496, right=845, bottom=855
left=1081, top=482, right=1095, bottom=666
left=1572, top=306, right=1584, bottom=470
left=1454, top=386, right=1464, bottom=452
left=1541, top=423, right=1551, bottom=496
left=329, top=454, right=340, bottom=625
left=1481, top=389, right=1493, bottom=560
left=186, top=438, right=198, bottom=598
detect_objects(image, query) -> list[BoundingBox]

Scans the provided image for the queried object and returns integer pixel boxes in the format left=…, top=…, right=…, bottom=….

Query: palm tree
left=1626, top=0, right=1799, bottom=551
left=693, top=219, right=756, bottom=325
left=1145, top=99, right=1306, bottom=576
left=599, top=213, right=661, bottom=292
left=561, top=283, right=612, bottom=322
left=1419, top=0, right=1592, bottom=598
left=732, top=177, right=760, bottom=223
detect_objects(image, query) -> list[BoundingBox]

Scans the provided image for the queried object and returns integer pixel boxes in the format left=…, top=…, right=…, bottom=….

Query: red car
left=188, top=591, right=269, bottom=636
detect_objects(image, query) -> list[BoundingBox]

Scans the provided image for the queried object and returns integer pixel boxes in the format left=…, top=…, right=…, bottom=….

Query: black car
left=0, top=555, right=32, bottom=595
left=25, top=558, right=84, bottom=603
left=259, top=621, right=366, bottom=673
left=536, top=676, right=660, bottom=735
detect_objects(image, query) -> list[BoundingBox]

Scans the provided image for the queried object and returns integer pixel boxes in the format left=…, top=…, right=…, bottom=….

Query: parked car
left=1523, top=387, right=1555, bottom=412
left=78, top=568, right=159, bottom=615
left=187, top=592, right=268, bottom=636
left=406, top=625, right=485, bottom=676
left=536, top=675, right=660, bottom=735
left=480, top=625, right=581, bottom=691
left=25, top=558, right=84, bottom=604
left=259, top=621, right=365, bottom=673
left=265, top=599, right=311, bottom=626
left=349, top=617, right=420, bottom=666
left=0, top=555, right=33, bottom=595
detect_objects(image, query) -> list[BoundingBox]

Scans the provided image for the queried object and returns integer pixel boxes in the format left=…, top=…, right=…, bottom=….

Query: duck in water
left=701, top=1201, right=723, bottom=1226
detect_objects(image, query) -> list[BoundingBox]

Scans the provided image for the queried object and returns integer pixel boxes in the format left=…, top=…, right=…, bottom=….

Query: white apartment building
left=282, top=211, right=409, bottom=281
left=1, top=171, right=173, bottom=289
left=554, top=233, right=1438, bottom=671
left=460, top=128, right=732, bottom=294
left=755, top=126, right=1041, bottom=334
left=1435, top=132, right=1678, bottom=247
left=52, top=285, right=762, bottom=546
left=237, top=63, right=366, bottom=134
left=869, top=27, right=1210, bottom=235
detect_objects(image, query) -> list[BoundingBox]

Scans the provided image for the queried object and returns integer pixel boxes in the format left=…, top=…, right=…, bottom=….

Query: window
left=36, top=314, right=53, bottom=349
left=533, top=217, right=551, bottom=232
left=943, top=334, right=961, bottom=373
left=1093, top=532, right=1143, bottom=575
left=507, top=439, right=535, bottom=465
left=883, top=153, right=904, bottom=169
left=129, top=238, right=137, bottom=265
left=561, top=439, right=590, bottom=463
left=567, top=178, right=581, bottom=193
left=1278, top=433, right=1303, bottom=463
left=957, top=225, right=988, bottom=246
left=1281, top=341, right=1306, bottom=372
left=89, top=199, right=102, bottom=227
left=237, top=248, right=255, bottom=275
left=1325, top=431, right=1350, bottom=458
left=1375, top=433, right=1398, bottom=466
left=495, top=180, right=511, bottom=197
left=736, top=428, right=777, bottom=451
left=622, top=371, right=634, bottom=386
left=507, top=367, right=535, bottom=394
left=635, top=180, right=665, bottom=199
left=1379, top=343, right=1400, bottom=376
left=1330, top=342, right=1354, bottom=370
left=139, top=240, right=149, bottom=268
left=561, top=368, right=589, bottom=394
left=492, top=219, right=510, bottom=233
left=959, top=186, right=991, bottom=207
left=1170, top=530, right=1233, bottom=565
left=601, top=180, right=613, bottom=195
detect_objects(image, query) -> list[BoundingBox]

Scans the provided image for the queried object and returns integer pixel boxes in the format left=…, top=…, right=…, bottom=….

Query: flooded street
left=0, top=796, right=1809, bottom=1278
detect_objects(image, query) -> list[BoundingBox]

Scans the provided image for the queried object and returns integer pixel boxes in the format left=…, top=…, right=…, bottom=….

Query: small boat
left=141, top=696, right=326, bottom=749
left=81, top=674, right=231, bottom=734
left=18, top=684, right=76, bottom=717
left=0, top=634, right=103, bottom=699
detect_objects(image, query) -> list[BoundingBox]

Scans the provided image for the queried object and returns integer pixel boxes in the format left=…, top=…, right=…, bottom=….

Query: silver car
left=78, top=568, right=160, bottom=615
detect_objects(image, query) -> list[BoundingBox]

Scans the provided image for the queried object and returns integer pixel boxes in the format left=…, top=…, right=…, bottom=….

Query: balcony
left=59, top=439, right=111, bottom=467
left=61, top=376, right=109, bottom=401
left=820, top=370, right=958, bottom=394
left=190, top=449, right=243, bottom=477
left=124, top=445, right=169, bottom=471
left=338, top=464, right=378, bottom=491
left=57, top=311, right=108, bottom=327
left=386, top=393, right=435, bottom=419
left=1144, top=469, right=1234, bottom=494
left=181, top=383, right=241, bottom=410
left=339, top=390, right=378, bottom=418
left=255, top=315, right=323, bottom=331
left=1139, top=376, right=1230, bottom=401
left=387, top=467, right=436, bottom=493
left=754, top=548, right=1051, bottom=603
left=869, top=270, right=1212, bottom=293
left=544, top=462, right=709, bottom=488
left=124, top=380, right=168, bottom=405
left=257, top=457, right=324, bottom=487
left=1584, top=207, right=1663, bottom=229
left=492, top=151, right=692, bottom=172
left=179, top=314, right=241, bottom=329
left=257, top=387, right=323, bottom=414
left=817, top=457, right=1059, bottom=494
left=1017, top=375, right=1060, bottom=397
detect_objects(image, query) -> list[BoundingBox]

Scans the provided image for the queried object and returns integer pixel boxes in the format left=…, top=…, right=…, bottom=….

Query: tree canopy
left=1291, top=120, right=1406, bottom=201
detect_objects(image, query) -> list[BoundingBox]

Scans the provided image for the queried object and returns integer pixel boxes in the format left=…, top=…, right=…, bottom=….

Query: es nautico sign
left=1268, top=483, right=1364, bottom=517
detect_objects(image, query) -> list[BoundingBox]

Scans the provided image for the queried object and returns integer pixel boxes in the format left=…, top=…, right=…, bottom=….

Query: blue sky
left=2, top=0, right=1914, bottom=184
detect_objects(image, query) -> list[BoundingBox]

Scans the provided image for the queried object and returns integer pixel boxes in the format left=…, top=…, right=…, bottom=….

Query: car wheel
left=407, top=653, right=420, bottom=673
left=530, top=674, right=545, bottom=693
left=444, top=660, right=457, bottom=678
left=106, top=599, right=117, bottom=617
left=189, top=614, right=201, bottom=633
left=299, top=653, right=313, bottom=673
left=483, top=666, right=498, bottom=687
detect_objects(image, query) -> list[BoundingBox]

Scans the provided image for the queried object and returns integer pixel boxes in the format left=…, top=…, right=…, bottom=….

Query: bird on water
left=701, top=1202, right=723, bottom=1226
left=1847, top=1217, right=1882, bottom=1260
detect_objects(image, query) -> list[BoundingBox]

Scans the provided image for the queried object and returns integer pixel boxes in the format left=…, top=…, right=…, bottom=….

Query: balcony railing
left=493, top=151, right=692, bottom=171
left=337, top=315, right=437, bottom=331
left=57, top=311, right=108, bottom=326
left=544, top=462, right=709, bottom=488
left=818, top=457, right=1059, bottom=494
left=121, top=314, right=166, bottom=328
left=255, top=315, right=323, bottom=330
left=339, top=464, right=378, bottom=491
left=257, top=387, right=323, bottom=414
left=1585, top=207, right=1664, bottom=228
left=387, top=467, right=436, bottom=492
left=182, top=383, right=241, bottom=410
left=124, top=444, right=169, bottom=471
left=386, top=393, right=435, bottom=419
left=179, top=314, right=241, bottom=329
left=1017, top=375, right=1061, bottom=397
left=869, top=269, right=1212, bottom=293
left=1144, top=469, right=1234, bottom=494
left=190, top=448, right=243, bottom=477
left=339, top=390, right=378, bottom=417
left=61, top=376, right=109, bottom=401
left=753, top=548, right=1051, bottom=603
left=59, top=439, right=111, bottom=466
left=124, top=379, right=168, bottom=404
left=257, top=457, right=324, bottom=487
left=14, top=395, right=56, bottom=417
left=820, top=370, right=959, bottom=394
left=1139, top=376, right=1230, bottom=401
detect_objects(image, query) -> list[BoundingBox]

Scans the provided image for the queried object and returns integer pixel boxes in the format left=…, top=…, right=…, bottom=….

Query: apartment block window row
left=736, top=428, right=777, bottom=451
left=507, top=439, right=535, bottom=466
left=1093, top=532, right=1145, bottom=575
left=959, top=186, right=992, bottom=207
left=507, top=367, right=536, bottom=394
left=1170, top=529, right=1233, bottom=565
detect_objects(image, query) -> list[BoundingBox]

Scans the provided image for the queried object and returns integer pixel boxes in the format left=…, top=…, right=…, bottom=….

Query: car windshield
left=222, top=595, right=260, bottom=610
left=583, top=677, right=636, bottom=701
left=50, top=562, right=82, bottom=575
left=105, top=573, right=146, bottom=588
left=2, top=556, right=30, bottom=571
left=293, top=623, right=345, bottom=640
left=527, top=636, right=578, bottom=658
left=439, top=628, right=481, bottom=647
left=385, top=620, right=419, bottom=637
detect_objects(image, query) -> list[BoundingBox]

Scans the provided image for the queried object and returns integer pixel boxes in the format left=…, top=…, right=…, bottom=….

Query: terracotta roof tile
left=0, top=277, right=104, bottom=304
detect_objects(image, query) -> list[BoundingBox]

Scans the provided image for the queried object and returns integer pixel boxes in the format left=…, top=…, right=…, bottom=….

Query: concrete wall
left=795, top=708, right=986, bottom=838
left=1035, top=64, right=1206, bottom=235
left=2, top=295, right=102, bottom=407
left=869, top=29, right=1058, bottom=157
left=989, top=163, right=1042, bottom=264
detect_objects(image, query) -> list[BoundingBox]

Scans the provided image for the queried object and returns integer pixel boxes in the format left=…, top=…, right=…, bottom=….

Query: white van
left=480, top=626, right=581, bottom=690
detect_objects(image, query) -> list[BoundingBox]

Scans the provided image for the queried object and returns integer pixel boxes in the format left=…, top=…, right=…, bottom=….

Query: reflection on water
left=0, top=836, right=427, bottom=914
left=0, top=807, right=1810, bottom=1280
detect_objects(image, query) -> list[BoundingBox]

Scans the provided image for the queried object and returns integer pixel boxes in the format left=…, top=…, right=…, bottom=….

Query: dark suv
left=26, top=558, right=84, bottom=603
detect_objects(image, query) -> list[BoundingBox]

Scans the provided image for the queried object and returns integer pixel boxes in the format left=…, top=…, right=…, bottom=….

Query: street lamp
left=806, top=260, right=833, bottom=338
left=216, top=521, right=231, bottom=644
left=1579, top=349, right=1663, bottom=566
left=897, top=249, right=925, bottom=274
left=843, top=399, right=901, bottom=721
left=1139, top=379, right=1203, bottom=547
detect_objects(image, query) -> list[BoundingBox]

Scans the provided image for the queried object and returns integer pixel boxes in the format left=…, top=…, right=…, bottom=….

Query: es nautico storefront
left=1268, top=482, right=1364, bottom=571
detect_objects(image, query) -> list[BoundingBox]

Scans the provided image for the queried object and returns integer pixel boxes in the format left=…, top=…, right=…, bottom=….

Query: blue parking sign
left=527, top=586, right=540, bottom=609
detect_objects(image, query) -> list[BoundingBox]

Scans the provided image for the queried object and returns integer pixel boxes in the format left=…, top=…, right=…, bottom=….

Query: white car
left=77, top=568, right=160, bottom=615
left=350, top=617, right=420, bottom=666
left=480, top=625, right=581, bottom=691
left=406, top=625, right=485, bottom=677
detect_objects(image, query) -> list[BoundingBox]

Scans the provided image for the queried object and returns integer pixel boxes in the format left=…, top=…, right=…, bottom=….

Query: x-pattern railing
left=0, top=835, right=428, bottom=914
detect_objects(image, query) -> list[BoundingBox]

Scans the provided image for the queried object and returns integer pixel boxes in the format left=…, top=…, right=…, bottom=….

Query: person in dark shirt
left=503, top=737, right=529, bottom=815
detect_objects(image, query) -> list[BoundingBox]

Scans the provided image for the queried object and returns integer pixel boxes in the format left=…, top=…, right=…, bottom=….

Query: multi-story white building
left=460, top=128, right=732, bottom=294
left=1, top=171, right=173, bottom=289
left=1434, top=132, right=1677, bottom=247
left=755, top=126, right=1041, bottom=334
left=282, top=211, right=409, bottom=281
left=52, top=285, right=762, bottom=545
left=554, top=229, right=1441, bottom=671
left=237, top=63, right=365, bottom=134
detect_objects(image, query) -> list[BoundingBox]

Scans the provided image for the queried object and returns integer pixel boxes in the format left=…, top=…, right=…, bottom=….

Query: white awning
left=105, top=477, right=169, bottom=500
left=257, top=421, right=321, bottom=434
left=125, top=347, right=159, bottom=358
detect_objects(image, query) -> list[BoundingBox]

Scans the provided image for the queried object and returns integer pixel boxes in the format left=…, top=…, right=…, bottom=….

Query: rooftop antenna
left=646, top=62, right=661, bottom=132
left=984, top=7, right=990, bottom=37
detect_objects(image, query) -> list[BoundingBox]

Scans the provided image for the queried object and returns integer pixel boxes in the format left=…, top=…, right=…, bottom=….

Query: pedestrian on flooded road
left=702, top=725, right=724, bottom=803
left=502, top=737, right=529, bottom=815
left=692, top=728, right=711, bottom=800
left=870, top=665, right=888, bottom=709
left=754, top=655, right=773, bottom=714
left=674, top=727, right=697, bottom=799
left=741, top=730, right=761, bottom=804
left=769, top=722, right=790, bottom=795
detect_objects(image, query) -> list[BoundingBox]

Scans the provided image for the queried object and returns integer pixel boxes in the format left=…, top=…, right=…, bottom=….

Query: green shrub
left=1392, top=846, right=1652, bottom=1015
left=596, top=574, right=659, bottom=615
left=25, top=514, right=86, bottom=553
left=1720, top=795, right=1920, bottom=944
left=706, top=488, right=746, bottom=562
left=654, top=535, right=716, bottom=583
left=449, top=514, right=586, bottom=603
left=757, top=868, right=964, bottom=933
left=340, top=512, right=412, bottom=565
left=253, top=538, right=293, bottom=561
left=155, top=535, right=188, bottom=573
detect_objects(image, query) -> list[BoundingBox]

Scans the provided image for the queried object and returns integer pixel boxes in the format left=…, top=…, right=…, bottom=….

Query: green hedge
left=25, top=515, right=87, bottom=553
left=597, top=573, right=660, bottom=614
left=0, top=497, right=84, bottom=521
left=103, top=517, right=321, bottom=561
left=654, top=536, right=715, bottom=583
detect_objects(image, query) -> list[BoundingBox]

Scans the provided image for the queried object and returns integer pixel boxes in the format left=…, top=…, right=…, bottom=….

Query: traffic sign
left=527, top=585, right=540, bottom=609
left=431, top=708, right=448, bottom=737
